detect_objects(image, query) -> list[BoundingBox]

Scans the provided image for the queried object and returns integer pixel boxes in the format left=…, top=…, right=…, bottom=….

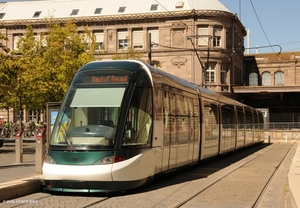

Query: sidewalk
left=289, top=142, right=300, bottom=208
left=0, top=138, right=44, bottom=202
left=0, top=140, right=299, bottom=207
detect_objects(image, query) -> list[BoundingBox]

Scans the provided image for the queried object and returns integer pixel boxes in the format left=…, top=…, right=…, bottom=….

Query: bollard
left=268, top=135, right=270, bottom=143
left=35, top=128, right=46, bottom=174
left=15, top=130, right=23, bottom=163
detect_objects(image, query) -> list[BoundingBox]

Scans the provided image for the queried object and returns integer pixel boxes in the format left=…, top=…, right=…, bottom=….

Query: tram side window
left=221, top=106, right=236, bottom=139
left=203, top=102, right=218, bottom=140
left=163, top=91, right=171, bottom=146
left=192, top=98, right=200, bottom=143
left=245, top=111, right=253, bottom=129
left=122, top=87, right=153, bottom=146
left=221, top=106, right=235, bottom=128
left=176, top=95, right=190, bottom=143
left=237, top=109, right=244, bottom=126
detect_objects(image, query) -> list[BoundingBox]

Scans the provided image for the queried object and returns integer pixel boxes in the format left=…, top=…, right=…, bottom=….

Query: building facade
left=0, top=0, right=246, bottom=122
left=0, top=0, right=299, bottom=126
left=234, top=52, right=300, bottom=124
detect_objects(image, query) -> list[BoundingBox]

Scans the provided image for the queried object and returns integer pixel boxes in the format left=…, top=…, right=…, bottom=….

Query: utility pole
left=187, top=35, right=212, bottom=87
left=148, top=33, right=152, bottom=65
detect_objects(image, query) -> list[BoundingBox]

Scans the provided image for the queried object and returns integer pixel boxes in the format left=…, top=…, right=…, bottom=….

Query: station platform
left=0, top=140, right=299, bottom=207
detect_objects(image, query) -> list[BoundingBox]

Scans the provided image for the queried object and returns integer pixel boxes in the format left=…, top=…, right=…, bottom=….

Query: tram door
left=162, top=91, right=177, bottom=170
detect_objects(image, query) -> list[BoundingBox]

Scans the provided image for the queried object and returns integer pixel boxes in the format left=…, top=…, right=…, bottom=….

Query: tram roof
left=0, top=0, right=230, bottom=21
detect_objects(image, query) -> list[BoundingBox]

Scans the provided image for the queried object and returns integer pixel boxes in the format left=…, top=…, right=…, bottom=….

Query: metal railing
left=264, top=122, right=300, bottom=130
left=263, top=122, right=300, bottom=141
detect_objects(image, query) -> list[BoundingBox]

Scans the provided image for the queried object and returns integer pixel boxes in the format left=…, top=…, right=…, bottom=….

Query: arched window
left=261, top=72, right=271, bottom=86
left=275, top=71, right=284, bottom=86
left=249, top=72, right=258, bottom=86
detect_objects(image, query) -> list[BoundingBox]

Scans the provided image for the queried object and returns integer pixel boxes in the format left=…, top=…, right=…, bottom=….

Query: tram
left=43, top=60, right=264, bottom=192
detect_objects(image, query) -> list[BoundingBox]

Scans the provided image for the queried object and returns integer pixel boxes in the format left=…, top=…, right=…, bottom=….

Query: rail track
left=2, top=142, right=296, bottom=208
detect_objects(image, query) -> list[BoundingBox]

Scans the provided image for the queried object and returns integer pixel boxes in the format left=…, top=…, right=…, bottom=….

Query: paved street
left=0, top=139, right=36, bottom=183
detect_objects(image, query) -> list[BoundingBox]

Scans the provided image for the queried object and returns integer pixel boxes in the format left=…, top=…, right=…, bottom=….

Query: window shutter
left=133, top=30, right=143, bottom=47
left=118, top=31, right=128, bottom=40
left=198, top=28, right=208, bottom=46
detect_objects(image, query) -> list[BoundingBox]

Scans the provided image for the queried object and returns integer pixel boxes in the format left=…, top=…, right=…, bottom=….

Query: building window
left=118, top=7, right=126, bottom=13
left=41, top=33, right=48, bottom=47
left=175, top=1, right=184, bottom=8
left=150, top=4, right=158, bottom=11
left=275, top=71, right=284, bottom=86
left=133, top=30, right=143, bottom=49
left=262, top=72, right=271, bottom=86
left=71, top=9, right=79, bottom=16
left=148, top=29, right=159, bottom=48
left=13, top=35, right=21, bottom=50
left=0, top=13, right=5, bottom=19
left=198, top=27, right=208, bottom=47
left=213, top=27, right=222, bottom=47
left=205, top=63, right=216, bottom=83
left=118, top=31, right=128, bottom=50
left=79, top=32, right=90, bottom=47
left=249, top=72, right=258, bottom=86
left=221, top=65, right=227, bottom=84
left=33, top=11, right=41, bottom=18
left=94, top=32, right=104, bottom=50
left=94, top=8, right=102, bottom=14
left=226, top=29, right=232, bottom=49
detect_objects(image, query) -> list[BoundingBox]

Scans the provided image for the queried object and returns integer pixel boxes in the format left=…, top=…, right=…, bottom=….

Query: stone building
left=0, top=0, right=246, bottom=122
left=234, top=52, right=300, bottom=125
left=0, top=0, right=299, bottom=125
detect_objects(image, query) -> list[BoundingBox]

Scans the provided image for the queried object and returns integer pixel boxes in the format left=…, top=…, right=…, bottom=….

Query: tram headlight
left=94, top=156, right=124, bottom=165
left=44, top=155, right=56, bottom=164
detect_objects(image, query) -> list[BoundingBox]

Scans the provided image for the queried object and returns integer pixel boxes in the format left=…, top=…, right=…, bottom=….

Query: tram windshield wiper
left=57, top=121, right=76, bottom=152
left=65, top=134, right=76, bottom=152
left=57, top=109, right=76, bottom=152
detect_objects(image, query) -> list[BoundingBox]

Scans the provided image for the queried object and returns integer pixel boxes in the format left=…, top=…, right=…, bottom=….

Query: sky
left=1, top=0, right=299, bottom=54
left=220, top=0, right=300, bottom=54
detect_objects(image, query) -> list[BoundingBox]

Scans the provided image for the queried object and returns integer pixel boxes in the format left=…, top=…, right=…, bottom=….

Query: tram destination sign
left=80, top=75, right=129, bottom=84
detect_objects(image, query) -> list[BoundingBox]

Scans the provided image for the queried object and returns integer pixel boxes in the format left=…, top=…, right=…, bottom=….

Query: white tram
left=43, top=60, right=263, bottom=192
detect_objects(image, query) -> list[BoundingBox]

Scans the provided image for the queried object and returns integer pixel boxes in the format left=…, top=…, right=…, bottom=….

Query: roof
left=245, top=51, right=300, bottom=60
left=0, top=0, right=230, bottom=21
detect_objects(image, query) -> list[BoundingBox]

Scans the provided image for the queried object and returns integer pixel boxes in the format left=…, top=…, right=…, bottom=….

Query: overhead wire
left=154, top=0, right=281, bottom=55
left=249, top=0, right=276, bottom=53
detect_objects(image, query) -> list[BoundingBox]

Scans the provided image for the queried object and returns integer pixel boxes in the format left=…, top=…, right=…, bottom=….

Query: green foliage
left=0, top=20, right=97, bottom=111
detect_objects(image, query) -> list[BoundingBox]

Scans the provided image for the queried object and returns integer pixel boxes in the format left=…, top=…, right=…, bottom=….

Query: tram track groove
left=4, top=143, right=296, bottom=207
left=172, top=143, right=281, bottom=208
left=252, top=142, right=296, bottom=208
left=174, top=143, right=294, bottom=208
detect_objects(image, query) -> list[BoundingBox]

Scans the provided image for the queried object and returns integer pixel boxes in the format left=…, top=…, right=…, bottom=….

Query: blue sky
left=220, top=0, right=300, bottom=54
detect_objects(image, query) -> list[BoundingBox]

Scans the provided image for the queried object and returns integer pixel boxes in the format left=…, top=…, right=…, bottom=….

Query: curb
left=288, top=142, right=300, bottom=208
left=0, top=176, right=44, bottom=202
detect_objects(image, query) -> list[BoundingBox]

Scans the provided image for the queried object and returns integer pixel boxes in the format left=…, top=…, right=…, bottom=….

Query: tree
left=0, top=20, right=98, bottom=113
left=0, top=33, right=18, bottom=109
left=36, top=20, right=97, bottom=110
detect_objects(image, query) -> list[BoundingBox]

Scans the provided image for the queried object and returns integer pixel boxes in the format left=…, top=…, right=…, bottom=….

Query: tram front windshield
left=49, top=70, right=130, bottom=150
